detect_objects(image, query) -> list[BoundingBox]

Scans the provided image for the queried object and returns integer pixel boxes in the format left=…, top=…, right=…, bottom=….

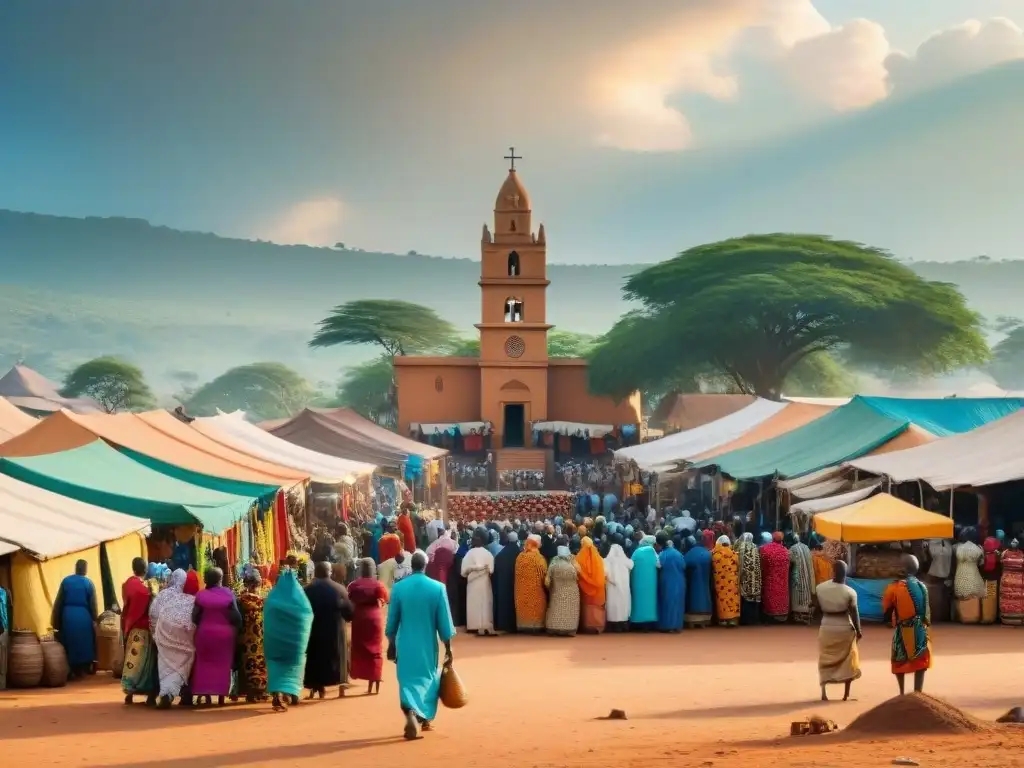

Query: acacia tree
left=62, top=356, right=155, bottom=413
left=989, top=327, right=1024, bottom=389
left=446, top=329, right=597, bottom=358
left=310, top=299, right=456, bottom=357
left=334, top=356, right=396, bottom=427
left=588, top=234, right=988, bottom=400
left=185, top=362, right=317, bottom=421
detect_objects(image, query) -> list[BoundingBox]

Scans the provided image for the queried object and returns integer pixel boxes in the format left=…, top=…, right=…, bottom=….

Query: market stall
left=813, top=494, right=953, bottom=621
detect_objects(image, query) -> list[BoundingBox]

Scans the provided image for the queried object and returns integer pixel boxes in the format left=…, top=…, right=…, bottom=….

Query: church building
left=394, top=152, right=641, bottom=474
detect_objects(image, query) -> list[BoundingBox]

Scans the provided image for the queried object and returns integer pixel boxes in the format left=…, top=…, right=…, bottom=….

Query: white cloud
left=886, top=17, right=1024, bottom=96
left=587, top=3, right=1024, bottom=152
left=261, top=197, right=345, bottom=246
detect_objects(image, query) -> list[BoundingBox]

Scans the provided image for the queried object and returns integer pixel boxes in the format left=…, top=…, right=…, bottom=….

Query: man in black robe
left=492, top=532, right=519, bottom=633
left=448, top=540, right=468, bottom=628
left=304, top=561, right=354, bottom=699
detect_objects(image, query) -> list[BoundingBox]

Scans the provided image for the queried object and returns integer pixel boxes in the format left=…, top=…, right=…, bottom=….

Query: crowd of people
left=43, top=498, right=990, bottom=737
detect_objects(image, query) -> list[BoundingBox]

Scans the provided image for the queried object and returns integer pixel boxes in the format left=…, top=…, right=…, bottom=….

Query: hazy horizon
left=2, top=1, right=1023, bottom=265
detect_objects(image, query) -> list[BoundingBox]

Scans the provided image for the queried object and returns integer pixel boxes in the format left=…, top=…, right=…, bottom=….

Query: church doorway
left=503, top=403, right=525, bottom=447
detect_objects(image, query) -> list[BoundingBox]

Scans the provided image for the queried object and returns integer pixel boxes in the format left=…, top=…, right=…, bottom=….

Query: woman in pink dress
left=347, top=558, right=389, bottom=695
left=191, top=567, right=242, bottom=706
left=759, top=532, right=791, bottom=622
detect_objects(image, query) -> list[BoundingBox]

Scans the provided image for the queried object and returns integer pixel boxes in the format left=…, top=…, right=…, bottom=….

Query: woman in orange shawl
left=576, top=536, right=606, bottom=634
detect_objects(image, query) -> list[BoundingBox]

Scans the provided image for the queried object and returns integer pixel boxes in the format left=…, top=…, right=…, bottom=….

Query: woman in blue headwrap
left=630, top=534, right=659, bottom=628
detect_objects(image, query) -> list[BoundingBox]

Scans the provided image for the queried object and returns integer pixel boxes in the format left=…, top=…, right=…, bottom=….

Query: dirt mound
left=845, top=693, right=992, bottom=736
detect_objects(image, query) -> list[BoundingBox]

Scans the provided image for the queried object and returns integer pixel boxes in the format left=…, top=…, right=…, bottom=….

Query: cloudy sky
left=1, top=0, right=1023, bottom=263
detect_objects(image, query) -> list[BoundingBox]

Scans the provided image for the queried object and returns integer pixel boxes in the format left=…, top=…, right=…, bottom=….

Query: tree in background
left=588, top=234, right=988, bottom=400
left=185, top=362, right=317, bottom=421
left=310, top=299, right=456, bottom=357
left=989, top=326, right=1024, bottom=389
left=333, top=356, right=396, bottom=426
left=62, top=356, right=155, bottom=413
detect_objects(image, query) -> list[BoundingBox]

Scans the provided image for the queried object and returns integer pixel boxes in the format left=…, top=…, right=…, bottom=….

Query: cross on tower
left=504, top=146, right=521, bottom=172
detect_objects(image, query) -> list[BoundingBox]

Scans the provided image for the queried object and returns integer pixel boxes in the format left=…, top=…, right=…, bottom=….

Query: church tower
left=476, top=149, right=551, bottom=449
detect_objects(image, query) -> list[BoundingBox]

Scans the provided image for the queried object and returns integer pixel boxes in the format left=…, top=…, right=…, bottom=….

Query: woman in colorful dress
left=981, top=536, right=1001, bottom=624
left=1000, top=540, right=1024, bottom=625
left=191, top=567, right=242, bottom=706
left=882, top=554, right=932, bottom=695
left=348, top=558, right=389, bottom=695
left=237, top=567, right=268, bottom=702
left=760, top=532, right=791, bottom=622
left=734, top=533, right=762, bottom=625
left=121, top=557, right=157, bottom=704
left=149, top=569, right=197, bottom=708
left=711, top=535, right=740, bottom=626
left=514, top=534, right=549, bottom=632
left=788, top=534, right=815, bottom=625
left=544, top=538, right=581, bottom=637
left=576, top=536, right=607, bottom=633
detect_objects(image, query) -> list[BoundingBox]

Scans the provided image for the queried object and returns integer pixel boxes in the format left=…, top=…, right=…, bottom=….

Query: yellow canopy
left=813, top=493, right=953, bottom=543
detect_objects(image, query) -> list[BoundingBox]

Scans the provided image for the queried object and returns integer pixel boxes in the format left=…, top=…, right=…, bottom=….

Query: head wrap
left=702, top=530, right=715, bottom=548
left=716, top=535, right=731, bottom=547
left=556, top=545, right=571, bottom=558
left=761, top=532, right=772, bottom=545
left=525, top=534, right=542, bottom=552
left=625, top=525, right=634, bottom=536
left=243, top=564, right=262, bottom=587
left=507, top=531, right=519, bottom=544
left=772, top=531, right=784, bottom=543
left=184, top=570, right=200, bottom=595
left=641, top=534, right=656, bottom=547
left=741, top=532, right=754, bottom=543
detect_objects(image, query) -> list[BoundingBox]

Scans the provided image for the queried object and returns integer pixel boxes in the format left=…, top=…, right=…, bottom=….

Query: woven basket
left=853, top=549, right=905, bottom=580
left=439, top=661, right=468, bottom=709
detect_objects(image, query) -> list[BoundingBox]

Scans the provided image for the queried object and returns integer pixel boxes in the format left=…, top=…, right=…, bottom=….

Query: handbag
left=438, top=660, right=468, bottom=709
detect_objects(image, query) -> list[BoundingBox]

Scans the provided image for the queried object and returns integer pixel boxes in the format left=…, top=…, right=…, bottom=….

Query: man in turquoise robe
left=630, top=535, right=660, bottom=627
left=386, top=551, right=456, bottom=740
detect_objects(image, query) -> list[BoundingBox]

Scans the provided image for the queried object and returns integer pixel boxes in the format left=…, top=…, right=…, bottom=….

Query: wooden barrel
left=8, top=630, right=44, bottom=688
left=95, top=610, right=121, bottom=673
left=40, top=635, right=69, bottom=687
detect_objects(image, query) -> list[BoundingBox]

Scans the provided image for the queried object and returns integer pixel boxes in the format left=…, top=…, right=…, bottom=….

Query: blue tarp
left=847, top=577, right=889, bottom=622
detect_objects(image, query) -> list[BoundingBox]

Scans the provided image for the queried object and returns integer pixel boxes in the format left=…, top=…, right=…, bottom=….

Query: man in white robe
left=604, top=535, right=634, bottom=630
left=461, top=528, right=496, bottom=635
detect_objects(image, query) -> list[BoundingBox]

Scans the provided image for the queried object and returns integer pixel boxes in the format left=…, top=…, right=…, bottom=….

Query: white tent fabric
left=0, top=473, right=150, bottom=560
left=791, top=483, right=880, bottom=516
left=845, top=409, right=1024, bottom=490
left=777, top=466, right=845, bottom=491
left=193, top=411, right=376, bottom=484
left=615, top=398, right=787, bottom=471
left=782, top=396, right=852, bottom=407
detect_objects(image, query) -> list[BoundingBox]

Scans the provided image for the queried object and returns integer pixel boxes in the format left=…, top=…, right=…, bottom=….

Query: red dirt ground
left=2, top=624, right=1023, bottom=768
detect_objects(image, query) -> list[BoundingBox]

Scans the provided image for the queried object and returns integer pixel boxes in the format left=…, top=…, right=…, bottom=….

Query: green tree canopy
left=588, top=234, right=988, bottom=400
left=309, top=299, right=457, bottom=357
left=333, top=356, right=396, bottom=427
left=61, top=356, right=155, bottom=413
left=185, top=362, right=317, bottom=421
left=989, top=327, right=1024, bottom=389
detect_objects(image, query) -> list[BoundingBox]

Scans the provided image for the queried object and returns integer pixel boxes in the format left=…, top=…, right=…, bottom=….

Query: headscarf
left=556, top=545, right=571, bottom=558
left=507, top=532, right=519, bottom=544
left=242, top=564, right=262, bottom=588
left=149, top=568, right=194, bottom=628
left=716, top=535, right=731, bottom=547
left=427, top=530, right=457, bottom=558
left=525, top=534, right=542, bottom=552
left=640, top=534, right=656, bottom=547
left=772, top=531, right=784, bottom=544
left=701, top=530, right=714, bottom=549
left=575, top=537, right=606, bottom=604
left=742, top=532, right=754, bottom=543
left=624, top=525, right=634, bottom=537
left=184, top=570, right=200, bottom=595
left=685, top=535, right=696, bottom=549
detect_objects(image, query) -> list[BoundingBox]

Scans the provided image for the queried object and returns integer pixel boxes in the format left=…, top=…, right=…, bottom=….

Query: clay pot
left=40, top=636, right=69, bottom=687
left=8, top=630, right=44, bottom=688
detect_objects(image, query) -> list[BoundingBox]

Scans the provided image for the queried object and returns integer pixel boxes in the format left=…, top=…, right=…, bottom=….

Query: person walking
left=385, top=551, right=456, bottom=741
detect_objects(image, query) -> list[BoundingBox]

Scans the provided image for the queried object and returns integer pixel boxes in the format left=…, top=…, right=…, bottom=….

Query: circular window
left=434, top=376, right=443, bottom=393
left=504, top=335, right=525, bottom=358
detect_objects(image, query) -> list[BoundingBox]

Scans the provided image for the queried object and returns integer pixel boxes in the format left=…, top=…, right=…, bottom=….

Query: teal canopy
left=692, top=396, right=1024, bottom=481
left=0, top=441, right=258, bottom=531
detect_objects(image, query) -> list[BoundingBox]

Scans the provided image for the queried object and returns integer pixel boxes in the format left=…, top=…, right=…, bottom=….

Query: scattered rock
left=891, top=760, right=919, bottom=766
left=598, top=708, right=627, bottom=721
left=996, top=707, right=1024, bottom=723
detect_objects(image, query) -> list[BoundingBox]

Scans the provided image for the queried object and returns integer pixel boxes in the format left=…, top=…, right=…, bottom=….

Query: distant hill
left=0, top=210, right=1017, bottom=394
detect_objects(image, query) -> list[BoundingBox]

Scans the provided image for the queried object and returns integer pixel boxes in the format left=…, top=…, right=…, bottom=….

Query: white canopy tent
left=790, top=483, right=880, bottom=517
left=846, top=409, right=1024, bottom=490
left=192, top=411, right=377, bottom=484
left=0, top=472, right=150, bottom=559
left=615, top=398, right=787, bottom=471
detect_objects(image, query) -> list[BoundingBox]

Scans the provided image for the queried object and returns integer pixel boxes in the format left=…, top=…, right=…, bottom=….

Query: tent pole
left=949, top=489, right=954, bottom=518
